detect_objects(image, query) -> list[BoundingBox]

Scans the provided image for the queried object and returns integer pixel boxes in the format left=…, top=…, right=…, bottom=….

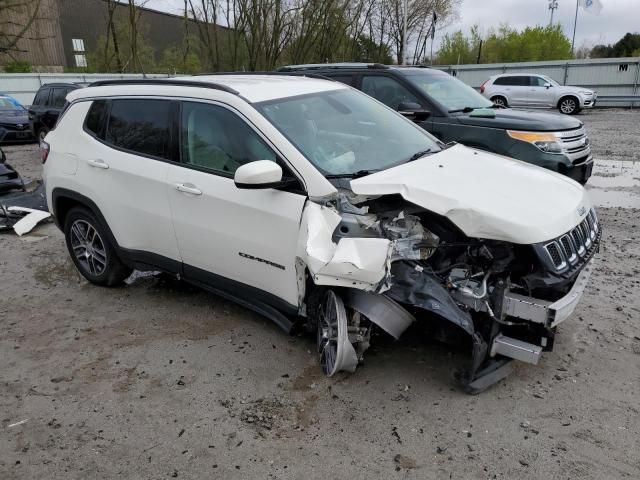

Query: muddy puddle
left=586, top=160, right=640, bottom=208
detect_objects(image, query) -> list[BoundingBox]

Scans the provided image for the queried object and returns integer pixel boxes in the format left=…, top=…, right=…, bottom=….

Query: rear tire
left=491, top=96, right=508, bottom=108
left=64, top=207, right=131, bottom=286
left=37, top=127, right=49, bottom=143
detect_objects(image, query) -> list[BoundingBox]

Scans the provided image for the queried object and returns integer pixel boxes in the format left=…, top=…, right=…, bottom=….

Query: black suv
left=28, top=83, right=83, bottom=141
left=278, top=64, right=593, bottom=184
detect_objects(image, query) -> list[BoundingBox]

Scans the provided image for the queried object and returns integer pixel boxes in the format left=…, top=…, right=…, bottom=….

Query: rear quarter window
left=84, top=100, right=107, bottom=138
left=32, top=88, right=49, bottom=106
left=50, top=88, right=69, bottom=108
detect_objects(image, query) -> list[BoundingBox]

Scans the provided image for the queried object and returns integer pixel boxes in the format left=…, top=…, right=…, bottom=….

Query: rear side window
left=33, top=88, right=49, bottom=106
left=494, top=76, right=528, bottom=86
left=50, top=88, right=69, bottom=108
left=105, top=99, right=172, bottom=159
left=85, top=100, right=107, bottom=138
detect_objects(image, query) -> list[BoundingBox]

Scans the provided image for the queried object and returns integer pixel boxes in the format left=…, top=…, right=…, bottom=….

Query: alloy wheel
left=69, top=219, right=107, bottom=276
left=560, top=98, right=577, bottom=114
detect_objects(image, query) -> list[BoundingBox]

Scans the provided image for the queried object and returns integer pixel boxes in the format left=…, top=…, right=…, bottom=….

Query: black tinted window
left=106, top=99, right=172, bottom=159
left=530, top=76, right=547, bottom=87
left=33, top=89, right=49, bottom=106
left=326, top=75, right=353, bottom=86
left=85, top=100, right=107, bottom=138
left=50, top=88, right=68, bottom=108
left=361, top=75, right=419, bottom=109
left=181, top=102, right=275, bottom=174
left=494, top=76, right=528, bottom=86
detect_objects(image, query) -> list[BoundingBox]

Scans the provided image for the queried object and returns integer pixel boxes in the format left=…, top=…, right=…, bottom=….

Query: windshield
left=0, top=96, right=25, bottom=111
left=255, top=88, right=441, bottom=176
left=406, top=73, right=493, bottom=111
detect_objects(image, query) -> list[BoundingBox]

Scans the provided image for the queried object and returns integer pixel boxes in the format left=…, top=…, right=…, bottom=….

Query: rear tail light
left=480, top=81, right=487, bottom=94
left=41, top=140, right=50, bottom=164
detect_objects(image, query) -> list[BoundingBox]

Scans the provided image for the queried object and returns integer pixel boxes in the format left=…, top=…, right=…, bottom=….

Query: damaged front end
left=298, top=192, right=600, bottom=393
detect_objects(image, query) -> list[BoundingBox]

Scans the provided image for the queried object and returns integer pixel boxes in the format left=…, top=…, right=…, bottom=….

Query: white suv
left=43, top=76, right=599, bottom=393
left=481, top=73, right=597, bottom=114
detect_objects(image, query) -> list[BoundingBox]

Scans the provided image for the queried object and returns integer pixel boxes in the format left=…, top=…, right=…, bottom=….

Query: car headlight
left=507, top=130, right=564, bottom=154
left=579, top=91, right=593, bottom=96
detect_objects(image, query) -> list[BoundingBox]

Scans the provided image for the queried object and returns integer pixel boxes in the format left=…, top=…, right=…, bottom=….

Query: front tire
left=64, top=207, right=131, bottom=286
left=558, top=96, right=579, bottom=115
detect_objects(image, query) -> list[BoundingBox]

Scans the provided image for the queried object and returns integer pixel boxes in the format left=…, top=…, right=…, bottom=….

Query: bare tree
left=0, top=0, right=46, bottom=61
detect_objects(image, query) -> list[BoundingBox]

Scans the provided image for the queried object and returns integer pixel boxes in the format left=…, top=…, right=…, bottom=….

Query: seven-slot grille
left=543, top=209, right=599, bottom=270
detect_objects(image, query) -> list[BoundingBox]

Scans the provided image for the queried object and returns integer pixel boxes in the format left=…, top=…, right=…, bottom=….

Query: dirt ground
left=1, top=109, right=639, bottom=479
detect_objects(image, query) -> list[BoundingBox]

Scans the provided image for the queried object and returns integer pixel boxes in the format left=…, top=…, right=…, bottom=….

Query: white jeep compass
left=43, top=76, right=600, bottom=393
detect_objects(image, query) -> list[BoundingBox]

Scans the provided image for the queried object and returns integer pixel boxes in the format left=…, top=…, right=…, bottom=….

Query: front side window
left=180, top=102, right=276, bottom=175
left=256, top=88, right=441, bottom=176
left=530, top=76, right=548, bottom=87
left=361, top=75, right=419, bottom=110
left=406, top=72, right=493, bottom=112
left=50, top=88, right=69, bottom=108
left=326, top=75, right=353, bottom=86
left=106, top=99, right=172, bottom=159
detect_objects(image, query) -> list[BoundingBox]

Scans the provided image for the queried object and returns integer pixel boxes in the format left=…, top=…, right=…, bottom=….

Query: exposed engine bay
left=299, top=191, right=600, bottom=393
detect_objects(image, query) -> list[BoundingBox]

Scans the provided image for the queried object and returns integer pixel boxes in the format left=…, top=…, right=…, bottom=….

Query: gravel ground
left=1, top=109, right=639, bottom=479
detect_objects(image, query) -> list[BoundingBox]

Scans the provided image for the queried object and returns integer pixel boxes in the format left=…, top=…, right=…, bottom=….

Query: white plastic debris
left=7, top=206, right=51, bottom=236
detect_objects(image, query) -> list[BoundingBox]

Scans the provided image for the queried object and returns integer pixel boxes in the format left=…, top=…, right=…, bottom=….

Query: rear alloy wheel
left=64, top=207, right=131, bottom=286
left=37, top=127, right=49, bottom=143
left=491, top=96, right=507, bottom=108
left=559, top=97, right=579, bottom=115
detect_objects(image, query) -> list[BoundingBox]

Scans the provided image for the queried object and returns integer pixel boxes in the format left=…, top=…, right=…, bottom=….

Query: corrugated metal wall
left=0, top=73, right=169, bottom=105
left=0, top=0, right=66, bottom=70
left=435, top=57, right=640, bottom=106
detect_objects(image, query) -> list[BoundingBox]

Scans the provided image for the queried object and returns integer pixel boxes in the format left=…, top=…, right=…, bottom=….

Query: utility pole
left=548, top=0, right=559, bottom=25
left=571, top=0, right=579, bottom=56
left=402, top=0, right=408, bottom=65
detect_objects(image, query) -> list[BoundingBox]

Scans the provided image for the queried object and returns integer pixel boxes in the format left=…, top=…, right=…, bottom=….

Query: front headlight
left=507, top=130, right=563, bottom=154
left=579, top=91, right=593, bottom=96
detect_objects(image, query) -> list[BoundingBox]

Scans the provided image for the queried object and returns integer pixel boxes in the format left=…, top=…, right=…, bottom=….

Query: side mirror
left=397, top=102, right=431, bottom=122
left=234, top=160, right=285, bottom=189
left=544, top=82, right=552, bottom=89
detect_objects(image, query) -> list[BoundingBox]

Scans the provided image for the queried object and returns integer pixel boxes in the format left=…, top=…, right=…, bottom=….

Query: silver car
left=481, top=73, right=597, bottom=115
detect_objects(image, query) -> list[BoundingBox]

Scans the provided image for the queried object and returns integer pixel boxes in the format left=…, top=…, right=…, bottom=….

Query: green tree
left=591, top=33, right=640, bottom=58
left=438, top=24, right=571, bottom=64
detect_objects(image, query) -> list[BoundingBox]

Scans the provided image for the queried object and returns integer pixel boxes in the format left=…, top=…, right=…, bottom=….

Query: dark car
left=28, top=83, right=83, bottom=141
left=0, top=95, right=35, bottom=144
left=278, top=64, right=593, bottom=184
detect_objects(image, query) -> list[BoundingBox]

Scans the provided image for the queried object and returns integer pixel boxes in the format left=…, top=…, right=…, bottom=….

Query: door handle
left=87, top=158, right=109, bottom=169
left=175, top=183, right=202, bottom=196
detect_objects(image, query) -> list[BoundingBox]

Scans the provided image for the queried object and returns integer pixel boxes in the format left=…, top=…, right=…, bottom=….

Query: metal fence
left=434, top=56, right=640, bottom=107
left=0, top=73, right=170, bottom=105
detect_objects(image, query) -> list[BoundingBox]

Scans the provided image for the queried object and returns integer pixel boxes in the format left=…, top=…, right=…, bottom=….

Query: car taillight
left=41, top=140, right=50, bottom=164
left=480, top=81, right=487, bottom=94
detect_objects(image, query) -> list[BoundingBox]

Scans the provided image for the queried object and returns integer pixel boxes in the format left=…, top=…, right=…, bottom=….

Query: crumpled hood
left=350, top=144, right=592, bottom=245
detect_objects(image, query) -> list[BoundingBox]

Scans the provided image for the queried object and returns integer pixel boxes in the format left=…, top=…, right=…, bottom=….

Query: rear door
left=78, top=98, right=181, bottom=269
left=166, top=100, right=306, bottom=307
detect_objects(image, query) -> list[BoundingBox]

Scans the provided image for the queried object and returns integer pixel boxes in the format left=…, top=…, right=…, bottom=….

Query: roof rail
left=278, top=63, right=390, bottom=72
left=88, top=78, right=240, bottom=95
left=194, top=71, right=335, bottom=82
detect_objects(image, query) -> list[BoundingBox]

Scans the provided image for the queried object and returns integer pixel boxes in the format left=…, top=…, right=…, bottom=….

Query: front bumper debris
left=502, top=259, right=594, bottom=327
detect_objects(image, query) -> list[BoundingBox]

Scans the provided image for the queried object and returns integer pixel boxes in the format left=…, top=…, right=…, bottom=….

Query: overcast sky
left=145, top=0, right=639, bottom=51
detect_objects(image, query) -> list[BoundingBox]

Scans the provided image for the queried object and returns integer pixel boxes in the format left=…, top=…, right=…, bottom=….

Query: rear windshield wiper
left=325, top=169, right=380, bottom=179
